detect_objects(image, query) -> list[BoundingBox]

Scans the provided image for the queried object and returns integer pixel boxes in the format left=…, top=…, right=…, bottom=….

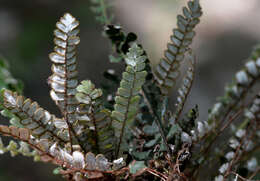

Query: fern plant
left=0, top=0, right=259, bottom=181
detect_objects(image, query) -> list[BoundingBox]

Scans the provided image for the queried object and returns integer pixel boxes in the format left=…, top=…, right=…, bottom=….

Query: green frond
left=154, top=0, right=202, bottom=95
left=75, top=80, right=114, bottom=158
left=1, top=89, right=67, bottom=143
left=112, top=43, right=147, bottom=157
left=90, top=0, right=113, bottom=25
left=172, top=51, right=196, bottom=123
left=49, top=13, right=80, bottom=124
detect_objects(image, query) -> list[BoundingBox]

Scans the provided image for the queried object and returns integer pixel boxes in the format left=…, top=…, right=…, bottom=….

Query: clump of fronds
left=0, top=0, right=259, bottom=180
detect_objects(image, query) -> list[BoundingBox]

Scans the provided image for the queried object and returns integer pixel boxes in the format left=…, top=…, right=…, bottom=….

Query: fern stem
left=115, top=72, right=136, bottom=158
left=140, top=89, right=171, bottom=156
left=65, top=113, right=73, bottom=153
left=64, top=49, right=74, bottom=154
left=223, top=121, right=256, bottom=180
left=89, top=103, right=100, bottom=153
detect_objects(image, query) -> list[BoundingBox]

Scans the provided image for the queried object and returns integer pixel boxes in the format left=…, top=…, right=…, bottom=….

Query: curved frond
left=76, top=80, right=114, bottom=158
left=1, top=89, right=67, bottom=143
left=208, top=46, right=260, bottom=128
left=112, top=43, right=147, bottom=157
left=154, top=0, right=202, bottom=94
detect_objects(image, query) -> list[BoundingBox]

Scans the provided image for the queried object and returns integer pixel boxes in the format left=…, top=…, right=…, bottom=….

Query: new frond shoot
left=0, top=0, right=259, bottom=180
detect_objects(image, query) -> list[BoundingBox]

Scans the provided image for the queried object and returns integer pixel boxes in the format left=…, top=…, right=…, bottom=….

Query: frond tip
left=155, top=0, right=202, bottom=95
left=112, top=43, right=147, bottom=157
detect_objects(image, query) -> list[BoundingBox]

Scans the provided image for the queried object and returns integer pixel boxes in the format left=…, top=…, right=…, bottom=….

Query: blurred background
left=0, top=0, right=260, bottom=180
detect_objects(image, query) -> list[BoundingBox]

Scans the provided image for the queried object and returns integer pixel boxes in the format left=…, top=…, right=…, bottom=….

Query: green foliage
left=112, top=43, right=147, bottom=157
left=0, top=1, right=259, bottom=181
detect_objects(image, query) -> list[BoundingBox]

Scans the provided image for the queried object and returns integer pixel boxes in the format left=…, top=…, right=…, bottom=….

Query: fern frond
left=90, top=0, right=113, bottom=25
left=196, top=47, right=260, bottom=172
left=112, top=43, right=147, bottom=157
left=76, top=80, right=114, bottom=158
left=1, top=89, right=67, bottom=143
left=154, top=0, right=202, bottom=95
left=49, top=13, right=79, bottom=120
left=48, top=13, right=80, bottom=151
left=172, top=51, right=196, bottom=124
